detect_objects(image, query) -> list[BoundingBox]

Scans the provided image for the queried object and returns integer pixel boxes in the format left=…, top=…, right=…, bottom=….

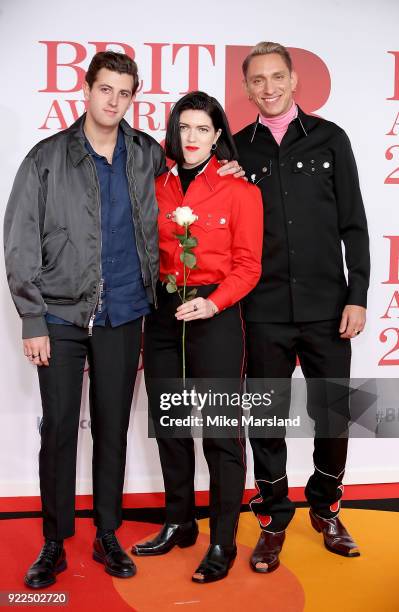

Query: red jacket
left=155, top=156, right=263, bottom=311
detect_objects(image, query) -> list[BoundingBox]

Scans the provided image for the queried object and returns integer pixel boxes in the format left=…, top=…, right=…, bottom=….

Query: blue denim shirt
left=46, top=127, right=150, bottom=327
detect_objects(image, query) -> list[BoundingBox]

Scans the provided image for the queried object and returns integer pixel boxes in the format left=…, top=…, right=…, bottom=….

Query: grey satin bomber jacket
left=3, top=114, right=167, bottom=339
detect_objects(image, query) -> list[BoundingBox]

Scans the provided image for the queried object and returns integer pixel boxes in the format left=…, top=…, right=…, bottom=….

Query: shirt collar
left=67, top=114, right=140, bottom=167
left=249, top=105, right=308, bottom=143
left=83, top=126, right=125, bottom=160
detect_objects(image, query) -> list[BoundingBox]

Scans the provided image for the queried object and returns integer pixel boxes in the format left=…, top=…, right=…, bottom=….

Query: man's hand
left=339, top=305, right=366, bottom=339
left=23, top=336, right=51, bottom=366
left=217, top=159, right=246, bottom=179
left=176, top=298, right=219, bottom=321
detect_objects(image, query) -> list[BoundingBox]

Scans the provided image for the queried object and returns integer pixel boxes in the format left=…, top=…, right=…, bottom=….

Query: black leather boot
left=192, top=544, right=237, bottom=583
left=132, top=521, right=198, bottom=556
left=24, top=540, right=66, bottom=589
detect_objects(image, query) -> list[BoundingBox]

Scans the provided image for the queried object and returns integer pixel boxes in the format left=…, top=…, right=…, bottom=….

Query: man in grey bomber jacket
left=3, top=51, right=167, bottom=588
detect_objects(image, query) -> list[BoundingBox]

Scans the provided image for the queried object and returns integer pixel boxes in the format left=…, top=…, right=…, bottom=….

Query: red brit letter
left=39, top=41, right=87, bottom=92
left=387, top=51, right=399, bottom=101
left=382, top=236, right=399, bottom=284
left=172, top=44, right=215, bottom=93
left=143, top=43, right=170, bottom=94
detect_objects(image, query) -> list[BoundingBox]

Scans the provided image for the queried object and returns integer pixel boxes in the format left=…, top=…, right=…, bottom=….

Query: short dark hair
left=85, top=51, right=139, bottom=94
left=165, top=91, right=238, bottom=166
left=242, top=41, right=293, bottom=78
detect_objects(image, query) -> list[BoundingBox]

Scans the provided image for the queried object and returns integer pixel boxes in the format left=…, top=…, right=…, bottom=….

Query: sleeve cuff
left=22, top=316, right=49, bottom=339
left=207, top=290, right=230, bottom=313
left=346, top=287, right=368, bottom=308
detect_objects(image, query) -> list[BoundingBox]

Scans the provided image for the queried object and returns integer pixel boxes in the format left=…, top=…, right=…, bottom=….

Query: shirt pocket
left=194, top=211, right=230, bottom=232
left=291, top=156, right=333, bottom=177
left=246, top=160, right=273, bottom=185
left=158, top=209, right=176, bottom=233
left=192, top=211, right=231, bottom=261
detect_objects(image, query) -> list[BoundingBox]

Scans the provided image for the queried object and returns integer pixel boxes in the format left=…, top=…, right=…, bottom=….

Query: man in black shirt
left=234, top=41, right=370, bottom=573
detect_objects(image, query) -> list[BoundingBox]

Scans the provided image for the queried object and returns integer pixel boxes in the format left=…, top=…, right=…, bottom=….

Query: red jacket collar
left=163, top=155, right=221, bottom=192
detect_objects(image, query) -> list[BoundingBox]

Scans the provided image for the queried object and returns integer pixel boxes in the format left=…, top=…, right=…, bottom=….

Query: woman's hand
left=175, top=298, right=219, bottom=321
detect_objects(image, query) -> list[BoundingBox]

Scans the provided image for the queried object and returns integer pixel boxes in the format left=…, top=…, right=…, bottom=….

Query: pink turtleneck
left=260, top=102, right=297, bottom=145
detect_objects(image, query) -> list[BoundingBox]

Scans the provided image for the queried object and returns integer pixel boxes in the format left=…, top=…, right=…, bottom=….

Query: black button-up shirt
left=234, top=107, right=370, bottom=323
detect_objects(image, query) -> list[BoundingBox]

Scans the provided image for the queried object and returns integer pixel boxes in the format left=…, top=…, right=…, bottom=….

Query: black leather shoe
left=192, top=544, right=237, bottom=583
left=24, top=541, right=66, bottom=589
left=93, top=531, right=136, bottom=578
left=132, top=521, right=198, bottom=556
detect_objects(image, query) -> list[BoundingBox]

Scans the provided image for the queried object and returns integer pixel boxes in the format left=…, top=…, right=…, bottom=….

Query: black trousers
left=246, top=320, right=351, bottom=532
left=144, top=285, right=246, bottom=546
left=37, top=319, right=142, bottom=540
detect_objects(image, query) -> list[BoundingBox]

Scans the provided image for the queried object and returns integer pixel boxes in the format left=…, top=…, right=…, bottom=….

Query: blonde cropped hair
left=242, top=42, right=293, bottom=77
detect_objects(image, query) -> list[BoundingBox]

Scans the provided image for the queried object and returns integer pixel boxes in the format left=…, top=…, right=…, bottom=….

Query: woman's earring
left=211, top=143, right=217, bottom=151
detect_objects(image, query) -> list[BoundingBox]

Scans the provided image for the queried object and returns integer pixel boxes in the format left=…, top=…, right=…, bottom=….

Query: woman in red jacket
left=132, top=91, right=263, bottom=583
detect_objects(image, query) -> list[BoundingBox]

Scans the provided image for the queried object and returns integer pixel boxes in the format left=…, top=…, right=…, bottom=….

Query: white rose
left=172, top=206, right=198, bottom=227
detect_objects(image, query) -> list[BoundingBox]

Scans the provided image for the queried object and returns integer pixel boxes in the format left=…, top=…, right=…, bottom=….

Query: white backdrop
left=0, top=0, right=398, bottom=497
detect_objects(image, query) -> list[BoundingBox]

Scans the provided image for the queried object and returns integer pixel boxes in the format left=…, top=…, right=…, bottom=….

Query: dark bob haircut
left=86, top=51, right=139, bottom=95
left=165, top=91, right=238, bottom=166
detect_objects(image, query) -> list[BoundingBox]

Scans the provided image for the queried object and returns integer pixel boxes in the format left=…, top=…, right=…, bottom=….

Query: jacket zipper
left=125, top=144, right=157, bottom=306
left=86, top=157, right=103, bottom=336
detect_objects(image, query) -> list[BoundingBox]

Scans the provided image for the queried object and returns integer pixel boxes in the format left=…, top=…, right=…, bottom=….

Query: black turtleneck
left=178, top=156, right=212, bottom=194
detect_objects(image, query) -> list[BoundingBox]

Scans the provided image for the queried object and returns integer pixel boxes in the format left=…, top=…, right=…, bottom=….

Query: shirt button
left=175, top=271, right=179, bottom=276
left=310, top=159, right=315, bottom=164
left=219, top=218, right=226, bottom=225
left=280, top=162, right=285, bottom=167
left=292, top=278, right=297, bottom=283
left=296, top=162, right=303, bottom=168
left=262, top=166, right=268, bottom=173
left=323, top=161, right=330, bottom=168
left=290, top=249, right=295, bottom=255
left=288, top=220, right=293, bottom=225
left=284, top=191, right=288, bottom=196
